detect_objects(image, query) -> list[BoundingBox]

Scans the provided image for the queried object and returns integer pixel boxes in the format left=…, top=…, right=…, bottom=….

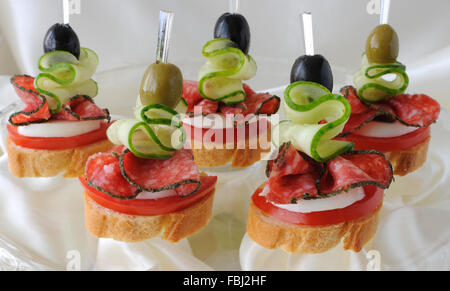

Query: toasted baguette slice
left=6, top=136, right=113, bottom=178
left=84, top=189, right=215, bottom=243
left=384, top=137, right=430, bottom=176
left=191, top=127, right=271, bottom=168
left=247, top=200, right=381, bottom=254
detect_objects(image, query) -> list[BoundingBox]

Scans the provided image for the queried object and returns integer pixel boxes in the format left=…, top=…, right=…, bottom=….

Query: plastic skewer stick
left=229, top=0, right=239, bottom=14
left=302, top=12, right=314, bottom=56
left=380, top=0, right=391, bottom=24
left=63, top=0, right=70, bottom=24
left=156, top=10, right=174, bottom=64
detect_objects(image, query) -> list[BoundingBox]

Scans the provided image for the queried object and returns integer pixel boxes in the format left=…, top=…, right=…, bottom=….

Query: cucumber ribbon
left=198, top=38, right=257, bottom=105
left=353, top=54, right=409, bottom=103
left=272, top=81, right=353, bottom=163
left=35, top=47, right=99, bottom=113
left=107, top=100, right=186, bottom=159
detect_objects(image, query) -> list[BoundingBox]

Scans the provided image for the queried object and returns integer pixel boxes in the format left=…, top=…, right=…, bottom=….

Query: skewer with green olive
left=108, top=10, right=186, bottom=160
left=139, top=62, right=183, bottom=109
left=365, top=24, right=399, bottom=64
left=353, top=24, right=408, bottom=102
left=139, top=10, right=183, bottom=110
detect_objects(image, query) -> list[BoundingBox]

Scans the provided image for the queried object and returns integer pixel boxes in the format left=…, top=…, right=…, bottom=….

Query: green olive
left=139, top=62, right=183, bottom=108
left=365, top=24, right=399, bottom=64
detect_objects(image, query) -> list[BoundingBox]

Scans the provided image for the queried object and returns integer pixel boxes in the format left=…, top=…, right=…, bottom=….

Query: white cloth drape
left=1, top=0, right=450, bottom=109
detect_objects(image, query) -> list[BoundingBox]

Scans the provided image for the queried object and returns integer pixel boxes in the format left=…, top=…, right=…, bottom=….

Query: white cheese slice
left=18, top=120, right=101, bottom=137
left=261, top=186, right=365, bottom=213
left=357, top=121, right=418, bottom=138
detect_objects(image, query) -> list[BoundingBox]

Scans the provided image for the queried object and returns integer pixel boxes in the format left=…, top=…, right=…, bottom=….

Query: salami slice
left=183, top=80, right=204, bottom=113
left=190, top=99, right=219, bottom=115
left=339, top=86, right=440, bottom=136
left=53, top=95, right=110, bottom=121
left=9, top=75, right=51, bottom=126
left=243, top=83, right=256, bottom=96
left=264, top=143, right=393, bottom=204
left=111, top=145, right=127, bottom=155
left=243, top=92, right=280, bottom=115
left=340, top=151, right=393, bottom=188
left=220, top=92, right=280, bottom=116
left=184, top=80, right=280, bottom=116
left=9, top=75, right=109, bottom=126
left=386, top=94, right=440, bottom=126
left=219, top=83, right=257, bottom=115
left=267, top=144, right=318, bottom=178
left=318, top=150, right=392, bottom=194
left=119, top=149, right=201, bottom=197
left=265, top=144, right=322, bottom=203
left=267, top=174, right=318, bottom=204
left=219, top=103, right=245, bottom=115
left=341, top=109, right=383, bottom=136
left=340, top=86, right=368, bottom=114
left=85, top=150, right=140, bottom=199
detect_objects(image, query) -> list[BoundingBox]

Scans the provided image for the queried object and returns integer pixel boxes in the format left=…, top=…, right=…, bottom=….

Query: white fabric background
left=0, top=0, right=449, bottom=270
left=1, top=0, right=450, bottom=109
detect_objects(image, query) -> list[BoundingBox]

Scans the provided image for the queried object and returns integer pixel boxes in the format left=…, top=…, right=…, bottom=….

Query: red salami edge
left=85, top=151, right=141, bottom=200
left=9, top=75, right=52, bottom=126
left=55, top=95, right=111, bottom=122
left=317, top=150, right=393, bottom=196
left=339, top=86, right=440, bottom=137
left=183, top=80, right=280, bottom=117
left=118, top=149, right=202, bottom=197
left=265, top=143, right=393, bottom=203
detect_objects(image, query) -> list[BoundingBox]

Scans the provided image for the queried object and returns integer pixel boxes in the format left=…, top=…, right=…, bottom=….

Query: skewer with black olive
left=214, top=0, right=250, bottom=54
left=197, top=0, right=257, bottom=105
left=290, top=12, right=333, bottom=92
left=43, top=0, right=80, bottom=58
left=273, top=12, right=353, bottom=163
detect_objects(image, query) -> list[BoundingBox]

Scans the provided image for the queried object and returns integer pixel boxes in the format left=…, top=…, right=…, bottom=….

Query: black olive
left=290, top=54, right=333, bottom=92
left=214, top=13, right=250, bottom=54
left=43, top=23, right=80, bottom=59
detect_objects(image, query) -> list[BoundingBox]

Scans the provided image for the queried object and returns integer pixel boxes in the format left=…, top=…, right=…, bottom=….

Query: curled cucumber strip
left=273, top=81, right=353, bottom=163
left=35, top=47, right=99, bottom=113
left=174, top=98, right=188, bottom=114
left=198, top=38, right=257, bottom=105
left=354, top=54, right=409, bottom=102
left=108, top=103, right=186, bottom=159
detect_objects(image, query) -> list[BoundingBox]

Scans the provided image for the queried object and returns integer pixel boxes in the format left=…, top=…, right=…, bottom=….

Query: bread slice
left=247, top=200, right=381, bottom=254
left=6, top=136, right=113, bottom=178
left=191, top=128, right=271, bottom=168
left=384, top=137, right=430, bottom=176
left=84, top=189, right=215, bottom=243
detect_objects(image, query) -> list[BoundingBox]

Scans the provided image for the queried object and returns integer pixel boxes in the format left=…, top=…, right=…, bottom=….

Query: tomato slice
left=7, top=122, right=110, bottom=150
left=336, top=126, right=430, bottom=152
left=182, top=117, right=270, bottom=145
left=80, top=175, right=217, bottom=216
left=252, top=185, right=383, bottom=226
